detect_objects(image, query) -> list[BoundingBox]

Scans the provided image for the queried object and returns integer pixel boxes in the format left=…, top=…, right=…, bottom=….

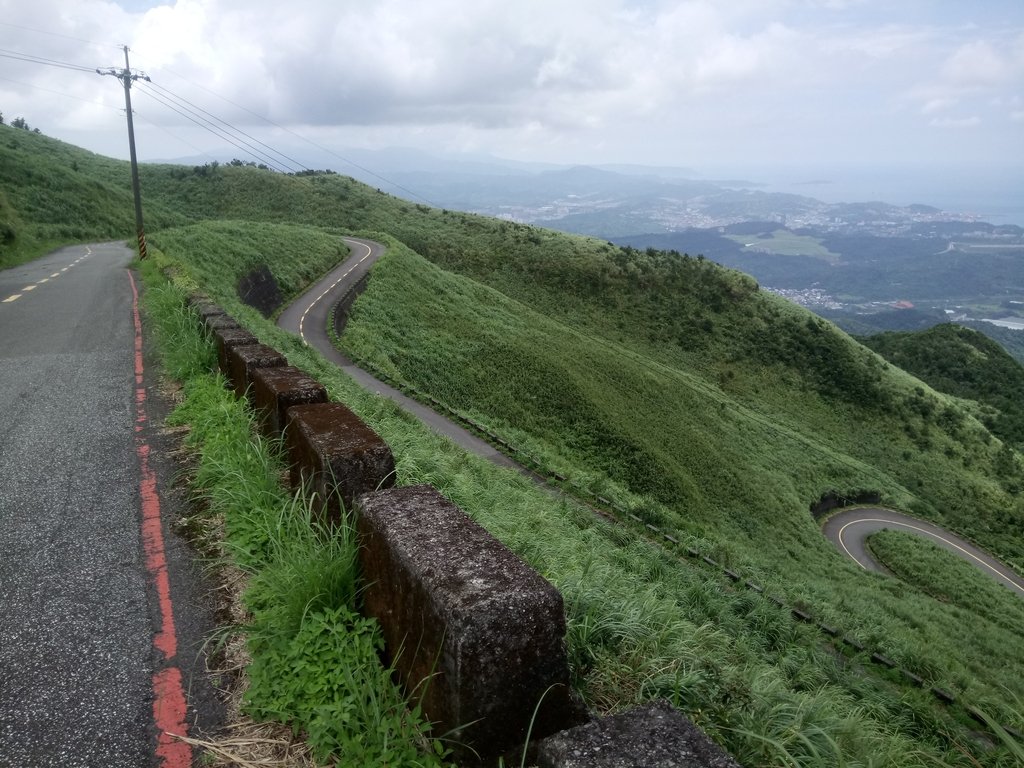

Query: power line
left=141, top=81, right=308, bottom=173
left=0, top=75, right=120, bottom=110
left=134, top=83, right=295, bottom=173
left=136, top=64, right=436, bottom=205
left=133, top=112, right=221, bottom=164
left=0, top=48, right=96, bottom=74
left=1, top=39, right=435, bottom=204
left=0, top=21, right=117, bottom=50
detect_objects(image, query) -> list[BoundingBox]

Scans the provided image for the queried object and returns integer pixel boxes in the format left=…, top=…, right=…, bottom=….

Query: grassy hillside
left=0, top=124, right=191, bottom=267
left=862, top=324, right=1024, bottom=456
left=4, top=126, right=1024, bottom=765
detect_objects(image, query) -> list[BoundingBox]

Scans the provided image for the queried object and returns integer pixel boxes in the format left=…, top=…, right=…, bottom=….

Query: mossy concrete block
left=250, top=365, right=328, bottom=438
left=356, top=484, right=584, bottom=763
left=227, top=343, right=287, bottom=400
left=192, top=301, right=226, bottom=321
left=534, top=699, right=741, bottom=768
left=286, top=402, right=395, bottom=520
left=212, top=327, right=258, bottom=376
left=204, top=313, right=241, bottom=334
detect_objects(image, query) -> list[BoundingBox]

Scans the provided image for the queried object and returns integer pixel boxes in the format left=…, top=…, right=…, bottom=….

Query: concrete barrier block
left=227, top=343, right=287, bottom=400
left=843, top=636, right=866, bottom=652
left=356, top=484, right=585, bottom=762
left=901, top=669, right=924, bottom=687
left=212, top=327, right=258, bottom=376
left=534, top=699, right=740, bottom=768
left=287, top=402, right=395, bottom=519
left=870, top=651, right=896, bottom=669
left=250, top=365, right=328, bottom=438
left=192, top=301, right=226, bottom=321
left=931, top=686, right=956, bottom=705
left=204, top=313, right=241, bottom=334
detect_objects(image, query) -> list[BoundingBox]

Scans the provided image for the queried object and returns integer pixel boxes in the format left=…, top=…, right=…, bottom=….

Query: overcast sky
left=1, top=1, right=1022, bottom=192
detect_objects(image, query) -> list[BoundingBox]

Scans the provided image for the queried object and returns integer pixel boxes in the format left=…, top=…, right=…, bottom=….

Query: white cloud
left=922, top=97, right=957, bottom=114
left=929, top=115, right=982, bottom=128
left=1, top=0, right=1022, bottom=170
left=942, top=40, right=1010, bottom=86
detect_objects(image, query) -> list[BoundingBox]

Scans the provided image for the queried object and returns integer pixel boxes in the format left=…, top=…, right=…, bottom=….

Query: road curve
left=280, top=241, right=1024, bottom=606
left=822, top=507, right=1024, bottom=599
left=277, top=237, right=526, bottom=474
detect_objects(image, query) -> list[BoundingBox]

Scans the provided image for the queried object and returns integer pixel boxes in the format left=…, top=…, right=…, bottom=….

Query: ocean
left=712, top=164, right=1024, bottom=227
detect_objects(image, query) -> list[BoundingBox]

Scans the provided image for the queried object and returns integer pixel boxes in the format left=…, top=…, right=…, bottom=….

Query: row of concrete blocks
left=190, top=297, right=740, bottom=767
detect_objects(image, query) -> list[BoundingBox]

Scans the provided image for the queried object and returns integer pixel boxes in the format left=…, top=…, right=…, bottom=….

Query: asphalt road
left=277, top=236, right=523, bottom=472
left=822, top=506, right=1024, bottom=599
left=0, top=243, right=220, bottom=766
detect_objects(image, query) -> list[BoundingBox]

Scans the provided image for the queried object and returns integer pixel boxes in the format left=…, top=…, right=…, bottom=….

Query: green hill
left=862, top=324, right=1024, bottom=457
left=3, top=123, right=1024, bottom=766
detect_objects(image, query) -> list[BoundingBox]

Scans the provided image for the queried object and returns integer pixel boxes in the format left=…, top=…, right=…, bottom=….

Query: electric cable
left=145, top=81, right=311, bottom=173
left=0, top=48, right=96, bottom=73
left=134, top=83, right=294, bottom=173
left=136, top=63, right=436, bottom=204
left=0, top=21, right=117, bottom=50
left=0, top=75, right=120, bottom=110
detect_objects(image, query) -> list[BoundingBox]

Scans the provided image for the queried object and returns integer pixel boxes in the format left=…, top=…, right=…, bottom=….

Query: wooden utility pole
left=98, top=47, right=149, bottom=259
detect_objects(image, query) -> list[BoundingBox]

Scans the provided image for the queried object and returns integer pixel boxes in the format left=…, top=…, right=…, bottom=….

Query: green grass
left=143, top=231, right=1020, bottom=766
left=862, top=323, right=1024, bottom=457
left=725, top=230, right=840, bottom=261
left=336, top=238, right=1024, bottom=720
left=866, top=529, right=1024, bottom=634
left=6, top=126, right=1024, bottom=765
left=139, top=273, right=450, bottom=766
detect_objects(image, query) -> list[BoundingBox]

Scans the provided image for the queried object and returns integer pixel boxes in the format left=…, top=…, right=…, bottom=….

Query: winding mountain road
left=277, top=237, right=524, bottom=474
left=280, top=238, right=1024, bottom=605
left=822, top=507, right=1024, bottom=599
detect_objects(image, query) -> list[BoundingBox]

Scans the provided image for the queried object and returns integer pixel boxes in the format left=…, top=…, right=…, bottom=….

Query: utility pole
left=98, top=47, right=150, bottom=259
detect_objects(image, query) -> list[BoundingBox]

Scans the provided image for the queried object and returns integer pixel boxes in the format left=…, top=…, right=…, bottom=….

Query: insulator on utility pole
left=98, top=46, right=150, bottom=259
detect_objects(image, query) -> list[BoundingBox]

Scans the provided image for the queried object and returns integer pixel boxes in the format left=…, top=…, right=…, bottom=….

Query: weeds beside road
left=138, top=242, right=1020, bottom=767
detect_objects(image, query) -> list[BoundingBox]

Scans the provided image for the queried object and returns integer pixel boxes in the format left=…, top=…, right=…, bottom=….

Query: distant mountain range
left=189, top=147, right=1012, bottom=237
left=156, top=144, right=1024, bottom=355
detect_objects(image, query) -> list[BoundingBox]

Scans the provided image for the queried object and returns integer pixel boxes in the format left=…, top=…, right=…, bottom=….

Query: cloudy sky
left=1, top=0, right=1022, bottom=206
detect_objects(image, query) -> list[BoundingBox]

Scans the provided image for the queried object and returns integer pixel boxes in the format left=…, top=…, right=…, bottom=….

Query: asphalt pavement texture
left=822, top=506, right=1024, bottom=599
left=0, top=243, right=221, bottom=766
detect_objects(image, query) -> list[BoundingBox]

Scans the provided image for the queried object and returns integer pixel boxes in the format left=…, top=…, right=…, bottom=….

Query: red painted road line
left=128, top=270, right=192, bottom=768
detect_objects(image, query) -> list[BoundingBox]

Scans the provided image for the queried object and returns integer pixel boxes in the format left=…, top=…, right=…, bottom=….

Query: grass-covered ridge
left=144, top=234, right=1017, bottom=767
left=862, top=323, right=1024, bottom=457
left=4, top=127, right=1024, bottom=764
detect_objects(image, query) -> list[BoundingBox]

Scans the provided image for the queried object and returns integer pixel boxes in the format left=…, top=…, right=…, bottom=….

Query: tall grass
left=139, top=272, right=449, bottom=766
left=8, top=124, right=1022, bottom=764
left=138, top=240, right=1021, bottom=766
left=866, top=529, right=1024, bottom=633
